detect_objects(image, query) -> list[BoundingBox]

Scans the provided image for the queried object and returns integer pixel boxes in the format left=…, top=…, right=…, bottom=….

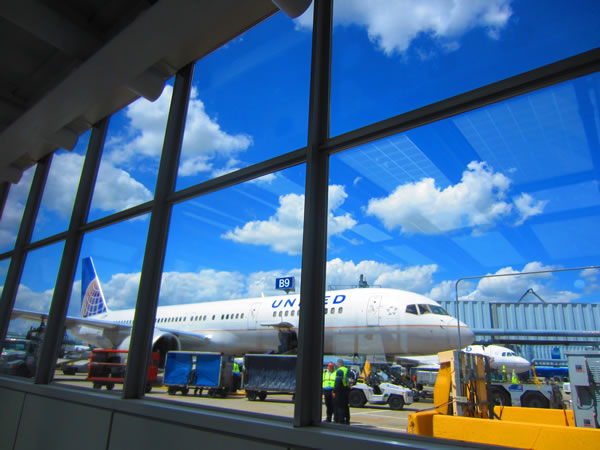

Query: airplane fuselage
left=89, top=288, right=474, bottom=356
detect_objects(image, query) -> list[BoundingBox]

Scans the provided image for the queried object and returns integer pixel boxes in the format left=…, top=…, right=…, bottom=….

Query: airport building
left=1, top=1, right=599, bottom=448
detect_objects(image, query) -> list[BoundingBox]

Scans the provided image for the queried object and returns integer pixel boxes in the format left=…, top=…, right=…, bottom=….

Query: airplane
left=465, top=345, right=531, bottom=375
left=397, top=344, right=532, bottom=375
left=12, top=257, right=475, bottom=365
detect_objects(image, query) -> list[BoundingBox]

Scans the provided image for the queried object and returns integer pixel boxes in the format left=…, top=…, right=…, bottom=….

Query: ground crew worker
left=322, top=362, right=336, bottom=422
left=511, top=369, right=518, bottom=384
left=502, top=364, right=507, bottom=382
left=232, top=361, right=241, bottom=391
left=334, top=359, right=350, bottom=424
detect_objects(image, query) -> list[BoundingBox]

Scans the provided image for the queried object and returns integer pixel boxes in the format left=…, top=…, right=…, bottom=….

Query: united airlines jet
left=14, top=258, right=474, bottom=362
left=397, top=344, right=531, bottom=375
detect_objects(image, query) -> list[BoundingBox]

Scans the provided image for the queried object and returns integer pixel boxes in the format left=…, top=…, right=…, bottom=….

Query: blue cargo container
left=243, top=354, right=296, bottom=401
left=164, top=351, right=234, bottom=396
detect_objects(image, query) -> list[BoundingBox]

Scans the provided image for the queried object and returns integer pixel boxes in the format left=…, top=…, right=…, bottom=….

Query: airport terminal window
left=2, top=242, right=63, bottom=379
left=88, top=86, right=173, bottom=223
left=328, top=1, right=600, bottom=136
left=327, top=70, right=600, bottom=439
left=175, top=12, right=311, bottom=191
left=0, top=165, right=35, bottom=254
left=31, top=133, right=91, bottom=243
left=50, top=216, right=148, bottom=392
left=157, top=164, right=304, bottom=418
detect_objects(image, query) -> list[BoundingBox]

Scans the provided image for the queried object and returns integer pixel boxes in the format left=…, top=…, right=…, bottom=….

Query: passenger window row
left=219, top=313, right=244, bottom=320
left=152, top=312, right=245, bottom=324
left=270, top=307, right=344, bottom=318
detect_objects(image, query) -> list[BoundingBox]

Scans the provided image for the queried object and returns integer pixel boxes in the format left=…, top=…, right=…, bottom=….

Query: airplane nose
left=445, top=319, right=475, bottom=349
left=458, top=322, right=475, bottom=347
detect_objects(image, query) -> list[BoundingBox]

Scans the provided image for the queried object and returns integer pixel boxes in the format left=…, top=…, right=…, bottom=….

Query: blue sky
left=2, top=0, right=600, bottom=322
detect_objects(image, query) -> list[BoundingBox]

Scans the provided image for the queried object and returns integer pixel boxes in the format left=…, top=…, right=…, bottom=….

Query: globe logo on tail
left=82, top=278, right=107, bottom=317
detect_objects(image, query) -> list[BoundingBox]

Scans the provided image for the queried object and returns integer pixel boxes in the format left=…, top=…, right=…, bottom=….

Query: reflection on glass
left=2, top=242, right=64, bottom=379
left=175, top=12, right=311, bottom=191
left=327, top=73, right=600, bottom=430
left=51, top=216, right=149, bottom=391
left=0, top=166, right=35, bottom=253
left=0, top=258, right=9, bottom=298
left=88, top=85, right=173, bottom=223
left=326, top=1, right=600, bottom=135
left=31, top=132, right=91, bottom=243
left=158, top=166, right=305, bottom=415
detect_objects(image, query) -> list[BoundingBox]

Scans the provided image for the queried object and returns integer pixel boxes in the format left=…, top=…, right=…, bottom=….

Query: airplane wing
left=395, top=354, right=440, bottom=370
left=11, top=309, right=212, bottom=350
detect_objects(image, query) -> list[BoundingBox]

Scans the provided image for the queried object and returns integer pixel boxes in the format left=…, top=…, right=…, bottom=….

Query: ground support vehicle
left=349, top=380, right=414, bottom=410
left=411, top=365, right=561, bottom=408
left=488, top=381, right=562, bottom=409
left=407, top=350, right=599, bottom=447
left=87, top=349, right=159, bottom=392
left=58, top=349, right=92, bottom=375
left=243, top=354, right=296, bottom=401
left=0, top=338, right=39, bottom=377
left=164, top=351, right=234, bottom=397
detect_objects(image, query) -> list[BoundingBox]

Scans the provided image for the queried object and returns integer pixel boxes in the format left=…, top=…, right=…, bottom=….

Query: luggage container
left=243, top=354, right=296, bottom=401
left=164, top=351, right=234, bottom=397
left=87, top=349, right=159, bottom=392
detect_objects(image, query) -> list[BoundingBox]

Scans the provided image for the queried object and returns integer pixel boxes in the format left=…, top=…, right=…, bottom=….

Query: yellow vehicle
left=407, top=350, right=599, bottom=449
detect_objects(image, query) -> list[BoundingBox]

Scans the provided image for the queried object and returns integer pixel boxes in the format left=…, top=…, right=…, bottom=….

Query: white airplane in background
left=397, top=344, right=531, bottom=375
left=13, top=257, right=475, bottom=363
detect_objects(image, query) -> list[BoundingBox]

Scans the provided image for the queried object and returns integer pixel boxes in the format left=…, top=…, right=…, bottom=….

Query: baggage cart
left=164, top=351, right=234, bottom=397
left=243, top=354, right=296, bottom=401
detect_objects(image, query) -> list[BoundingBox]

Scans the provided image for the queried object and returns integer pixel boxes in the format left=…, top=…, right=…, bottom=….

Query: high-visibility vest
left=337, top=366, right=348, bottom=387
left=322, top=370, right=335, bottom=389
left=233, top=362, right=240, bottom=374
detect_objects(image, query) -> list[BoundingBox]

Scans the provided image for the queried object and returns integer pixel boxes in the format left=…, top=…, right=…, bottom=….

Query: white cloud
left=428, top=279, right=472, bottom=303
left=158, top=271, right=247, bottom=306
left=14, top=284, right=54, bottom=313
left=222, top=185, right=357, bottom=255
left=107, top=85, right=252, bottom=178
left=455, top=262, right=581, bottom=302
left=42, top=153, right=84, bottom=218
left=296, top=0, right=512, bottom=56
left=366, top=161, right=545, bottom=235
left=0, top=167, right=34, bottom=248
left=578, top=268, right=600, bottom=296
left=513, top=193, right=547, bottom=225
left=326, top=258, right=437, bottom=293
left=90, top=159, right=153, bottom=212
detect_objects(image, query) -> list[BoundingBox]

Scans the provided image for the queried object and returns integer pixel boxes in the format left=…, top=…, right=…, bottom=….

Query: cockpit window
left=428, top=305, right=449, bottom=316
left=406, top=304, right=418, bottom=315
left=418, top=304, right=431, bottom=314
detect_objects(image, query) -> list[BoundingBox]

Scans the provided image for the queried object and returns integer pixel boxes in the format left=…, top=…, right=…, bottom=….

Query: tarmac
left=53, top=373, right=434, bottom=433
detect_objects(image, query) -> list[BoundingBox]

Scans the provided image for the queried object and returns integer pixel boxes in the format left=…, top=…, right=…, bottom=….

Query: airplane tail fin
left=81, top=257, right=109, bottom=318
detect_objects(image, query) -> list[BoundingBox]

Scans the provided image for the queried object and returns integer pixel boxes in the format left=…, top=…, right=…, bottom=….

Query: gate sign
left=275, top=276, right=295, bottom=292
